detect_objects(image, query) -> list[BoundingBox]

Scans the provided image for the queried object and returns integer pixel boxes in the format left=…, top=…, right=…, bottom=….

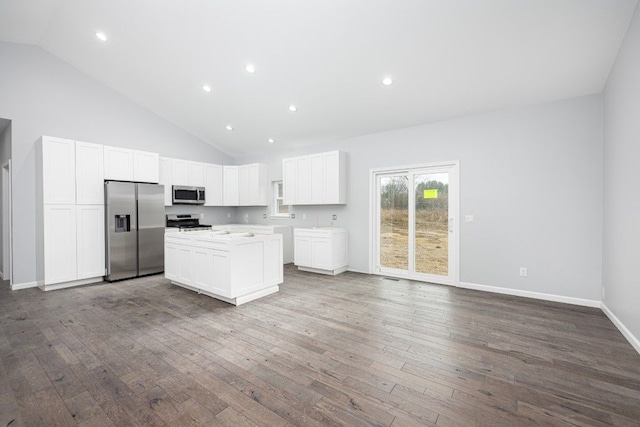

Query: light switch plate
left=465, top=215, right=474, bottom=223
left=332, top=214, right=337, bottom=220
left=290, top=213, right=295, bottom=219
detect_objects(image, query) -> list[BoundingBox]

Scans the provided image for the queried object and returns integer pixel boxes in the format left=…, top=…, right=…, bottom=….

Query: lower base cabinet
left=42, top=204, right=105, bottom=289
left=294, top=227, right=348, bottom=275
left=165, top=232, right=283, bottom=305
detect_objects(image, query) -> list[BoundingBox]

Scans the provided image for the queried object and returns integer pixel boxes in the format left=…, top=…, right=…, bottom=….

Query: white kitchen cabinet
left=282, top=151, right=347, bottom=205
left=39, top=136, right=76, bottom=205
left=246, top=163, right=268, bottom=206
left=283, top=158, right=296, bottom=205
left=104, top=146, right=134, bottom=181
left=41, top=204, right=107, bottom=287
left=309, top=153, right=324, bottom=204
left=223, top=166, right=239, bottom=206
left=295, top=156, right=311, bottom=204
left=75, top=141, right=104, bottom=205
left=76, top=205, right=105, bottom=279
left=159, top=157, right=172, bottom=206
left=294, top=227, right=348, bottom=275
left=188, top=161, right=205, bottom=186
left=204, top=163, right=223, bottom=206
left=133, top=150, right=160, bottom=183
left=172, top=158, right=189, bottom=186
left=43, top=205, right=77, bottom=285
left=164, top=243, right=179, bottom=281
left=165, top=232, right=282, bottom=305
left=223, top=164, right=268, bottom=206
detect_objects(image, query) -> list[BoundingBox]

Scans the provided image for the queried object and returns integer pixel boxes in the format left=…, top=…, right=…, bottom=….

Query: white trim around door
left=369, top=160, right=459, bottom=287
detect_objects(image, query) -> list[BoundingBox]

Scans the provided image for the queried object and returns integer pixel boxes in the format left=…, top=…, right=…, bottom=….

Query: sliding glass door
left=373, top=163, right=458, bottom=285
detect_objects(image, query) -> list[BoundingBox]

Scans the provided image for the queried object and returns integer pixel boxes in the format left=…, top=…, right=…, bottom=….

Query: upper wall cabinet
left=75, top=141, right=104, bottom=205
left=283, top=151, right=347, bottom=205
left=204, top=164, right=223, bottom=206
left=104, top=147, right=160, bottom=183
left=223, top=164, right=268, bottom=206
left=240, top=163, right=268, bottom=206
left=39, top=136, right=76, bottom=205
left=103, top=146, right=134, bottom=181
left=223, top=166, right=239, bottom=206
left=188, top=161, right=205, bottom=187
left=133, top=150, right=160, bottom=183
left=159, top=157, right=173, bottom=206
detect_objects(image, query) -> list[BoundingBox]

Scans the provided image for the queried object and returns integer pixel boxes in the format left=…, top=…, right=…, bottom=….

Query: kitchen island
left=165, top=231, right=283, bottom=305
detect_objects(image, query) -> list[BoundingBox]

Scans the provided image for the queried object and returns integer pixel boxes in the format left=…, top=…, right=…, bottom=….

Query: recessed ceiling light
left=288, top=105, right=298, bottom=112
left=202, top=85, right=212, bottom=93
left=226, top=125, right=233, bottom=131
left=268, top=138, right=275, bottom=144
left=382, top=77, right=394, bottom=86
left=95, top=32, right=108, bottom=42
left=245, top=64, right=256, bottom=74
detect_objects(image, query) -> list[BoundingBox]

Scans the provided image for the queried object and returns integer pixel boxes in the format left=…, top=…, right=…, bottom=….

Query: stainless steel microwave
left=172, top=185, right=205, bottom=205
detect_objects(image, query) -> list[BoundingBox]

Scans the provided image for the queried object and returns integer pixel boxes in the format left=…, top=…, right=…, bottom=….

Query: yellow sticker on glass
left=424, top=189, right=438, bottom=199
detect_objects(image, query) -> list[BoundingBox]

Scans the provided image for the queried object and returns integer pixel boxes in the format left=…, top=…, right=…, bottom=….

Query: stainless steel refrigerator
left=105, top=181, right=164, bottom=281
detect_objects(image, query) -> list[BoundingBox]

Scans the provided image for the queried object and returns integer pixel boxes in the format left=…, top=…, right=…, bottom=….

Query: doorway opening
left=370, top=161, right=459, bottom=286
left=0, top=118, right=12, bottom=286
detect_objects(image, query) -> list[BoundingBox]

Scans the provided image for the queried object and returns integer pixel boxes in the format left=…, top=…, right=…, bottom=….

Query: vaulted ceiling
left=0, top=0, right=637, bottom=156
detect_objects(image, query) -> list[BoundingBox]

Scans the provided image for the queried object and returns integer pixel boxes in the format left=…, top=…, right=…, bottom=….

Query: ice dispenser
left=115, top=214, right=131, bottom=233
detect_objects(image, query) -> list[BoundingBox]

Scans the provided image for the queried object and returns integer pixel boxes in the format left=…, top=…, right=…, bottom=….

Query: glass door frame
left=369, top=161, right=459, bottom=287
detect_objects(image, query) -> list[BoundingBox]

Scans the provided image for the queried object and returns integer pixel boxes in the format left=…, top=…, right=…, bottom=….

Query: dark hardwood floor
left=1, top=265, right=639, bottom=426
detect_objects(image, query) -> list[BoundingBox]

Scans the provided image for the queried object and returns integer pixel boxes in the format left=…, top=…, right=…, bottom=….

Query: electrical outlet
left=332, top=214, right=337, bottom=220
left=227, top=212, right=231, bottom=218
left=520, top=267, right=528, bottom=277
left=262, top=213, right=267, bottom=219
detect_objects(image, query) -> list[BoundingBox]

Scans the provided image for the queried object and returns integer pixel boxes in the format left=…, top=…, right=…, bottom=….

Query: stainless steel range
left=166, top=214, right=212, bottom=232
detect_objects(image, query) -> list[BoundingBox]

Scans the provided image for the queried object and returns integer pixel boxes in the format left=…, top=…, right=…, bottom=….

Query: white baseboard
left=601, top=303, right=640, bottom=355
left=458, top=281, right=601, bottom=308
left=39, top=277, right=102, bottom=291
left=11, top=281, right=39, bottom=290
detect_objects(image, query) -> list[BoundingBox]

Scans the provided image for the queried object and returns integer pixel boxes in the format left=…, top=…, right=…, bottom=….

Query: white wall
left=603, top=4, right=640, bottom=347
left=237, top=95, right=604, bottom=303
left=0, top=42, right=234, bottom=286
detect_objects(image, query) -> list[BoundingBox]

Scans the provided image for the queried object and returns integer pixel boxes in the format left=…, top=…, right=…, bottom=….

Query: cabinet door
left=238, top=165, right=249, bottom=206
left=172, top=159, right=189, bottom=186
left=295, top=156, right=311, bottom=204
left=204, top=164, right=223, bottom=206
left=283, top=158, right=296, bottom=205
left=133, top=150, right=160, bottom=183
left=164, top=243, right=179, bottom=281
left=309, top=153, right=324, bottom=204
left=159, top=157, right=172, bottom=206
left=223, top=166, right=239, bottom=206
left=44, top=205, right=77, bottom=284
left=177, top=245, right=193, bottom=286
left=294, top=236, right=312, bottom=267
left=188, top=161, right=205, bottom=186
left=311, top=238, right=332, bottom=270
left=42, top=136, right=76, bottom=204
left=76, top=205, right=105, bottom=279
left=193, top=248, right=214, bottom=290
left=324, top=151, right=341, bottom=203
left=104, top=146, right=134, bottom=181
left=75, top=141, right=104, bottom=205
